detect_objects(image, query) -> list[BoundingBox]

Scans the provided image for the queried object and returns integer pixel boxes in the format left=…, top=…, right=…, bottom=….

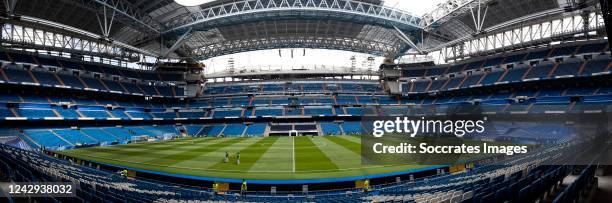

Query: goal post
left=289, top=130, right=299, bottom=137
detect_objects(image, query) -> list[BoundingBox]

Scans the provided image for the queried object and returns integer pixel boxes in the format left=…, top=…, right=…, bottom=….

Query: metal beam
left=77, top=0, right=161, bottom=33
left=393, top=26, right=423, bottom=54
left=190, top=36, right=403, bottom=60
left=163, top=0, right=421, bottom=34
left=440, top=11, right=606, bottom=60
left=162, top=27, right=193, bottom=58
left=420, top=0, right=494, bottom=30
left=17, top=16, right=160, bottom=57
left=3, top=0, right=17, bottom=16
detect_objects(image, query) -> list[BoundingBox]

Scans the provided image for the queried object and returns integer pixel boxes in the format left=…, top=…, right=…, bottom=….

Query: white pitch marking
left=292, top=136, right=296, bottom=173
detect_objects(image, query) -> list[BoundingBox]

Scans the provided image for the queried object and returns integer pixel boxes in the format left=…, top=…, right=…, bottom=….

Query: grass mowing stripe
left=110, top=137, right=196, bottom=149
left=248, top=137, right=293, bottom=172
left=311, top=137, right=360, bottom=169
left=339, top=135, right=361, bottom=144
left=294, top=137, right=338, bottom=171
left=70, top=138, right=213, bottom=158
left=209, top=137, right=278, bottom=171
left=145, top=138, right=245, bottom=166
left=324, top=136, right=360, bottom=155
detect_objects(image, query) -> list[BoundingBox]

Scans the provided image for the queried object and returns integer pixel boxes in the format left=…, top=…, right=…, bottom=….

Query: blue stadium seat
left=243, top=124, right=266, bottom=136
left=102, top=127, right=135, bottom=140
left=412, top=80, right=430, bottom=92
left=19, top=94, right=49, bottom=103
left=342, top=122, right=362, bottom=134
left=178, top=111, right=205, bottom=118
left=284, top=108, right=301, bottom=116
left=213, top=109, right=242, bottom=118
left=125, top=110, right=152, bottom=119
left=524, top=62, right=554, bottom=79
left=18, top=108, right=57, bottom=119
left=460, top=73, right=484, bottom=88
left=303, top=83, right=324, bottom=92
left=304, top=107, right=333, bottom=116
left=81, top=64, right=104, bottom=73
left=321, top=122, right=342, bottom=135
left=345, top=107, right=364, bottom=115
left=118, top=69, right=136, bottom=78
left=152, top=111, right=177, bottom=119
left=121, top=82, right=143, bottom=94
left=565, top=86, right=596, bottom=96
left=110, top=109, right=131, bottom=119
left=0, top=93, right=23, bottom=103
left=464, top=60, right=484, bottom=70
left=79, top=110, right=111, bottom=119
left=8, top=53, right=36, bottom=64
left=58, top=74, right=85, bottom=88
left=140, top=85, right=159, bottom=96
left=580, top=58, right=610, bottom=75
left=156, top=86, right=174, bottom=97
left=205, top=125, right=225, bottom=137
left=24, top=130, right=72, bottom=148
left=525, top=49, right=550, bottom=61
left=140, top=72, right=160, bottom=81
left=445, top=64, right=465, bottom=73
left=402, top=69, right=426, bottom=77
left=0, top=107, right=15, bottom=118
left=479, top=69, right=505, bottom=85
left=576, top=42, right=607, bottom=54
left=552, top=60, right=581, bottom=77
left=504, top=53, right=527, bottom=64
left=428, top=78, right=448, bottom=91
left=254, top=108, right=283, bottom=117
left=399, top=82, right=413, bottom=93
left=335, top=95, right=356, bottom=105
left=184, top=125, right=204, bottom=136
left=81, top=77, right=108, bottom=90
left=425, top=67, right=446, bottom=76
left=31, top=71, right=61, bottom=86
left=443, top=75, right=465, bottom=90
left=3, top=68, right=35, bottom=83
left=53, top=129, right=98, bottom=145
left=549, top=46, right=577, bottom=57
left=483, top=57, right=504, bottom=67
left=102, top=80, right=125, bottom=92
left=222, top=124, right=245, bottom=137
left=501, top=66, right=529, bottom=82
left=55, top=107, right=80, bottom=119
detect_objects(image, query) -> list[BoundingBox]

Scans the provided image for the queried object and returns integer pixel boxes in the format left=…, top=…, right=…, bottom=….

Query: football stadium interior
left=0, top=0, right=611, bottom=202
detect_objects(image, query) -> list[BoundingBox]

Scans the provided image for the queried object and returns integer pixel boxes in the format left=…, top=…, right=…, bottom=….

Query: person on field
left=363, top=179, right=371, bottom=192
left=240, top=179, right=247, bottom=195
left=224, top=151, right=229, bottom=163
left=212, top=182, right=219, bottom=194
left=236, top=152, right=241, bottom=165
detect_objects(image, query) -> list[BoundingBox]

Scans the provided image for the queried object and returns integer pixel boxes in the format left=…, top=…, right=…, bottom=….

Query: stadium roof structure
left=0, top=0, right=605, bottom=62
left=0, top=0, right=422, bottom=60
left=418, top=0, right=606, bottom=59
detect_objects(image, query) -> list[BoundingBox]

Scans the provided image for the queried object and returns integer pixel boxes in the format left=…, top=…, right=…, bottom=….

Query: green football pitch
left=57, top=136, right=427, bottom=180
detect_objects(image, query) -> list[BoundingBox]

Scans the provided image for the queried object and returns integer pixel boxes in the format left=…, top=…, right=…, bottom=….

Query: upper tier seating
left=204, top=82, right=382, bottom=95
left=1, top=53, right=186, bottom=97
left=1, top=51, right=185, bottom=81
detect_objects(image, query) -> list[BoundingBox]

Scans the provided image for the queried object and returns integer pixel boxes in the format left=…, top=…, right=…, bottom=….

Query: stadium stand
left=0, top=0, right=610, bottom=202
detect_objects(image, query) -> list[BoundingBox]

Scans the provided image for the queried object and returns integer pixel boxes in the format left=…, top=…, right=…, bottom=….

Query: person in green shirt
left=363, top=179, right=371, bottom=192
left=240, top=179, right=247, bottom=195
left=212, top=182, right=219, bottom=194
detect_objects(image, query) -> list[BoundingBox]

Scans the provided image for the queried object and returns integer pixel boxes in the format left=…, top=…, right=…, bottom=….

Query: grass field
left=57, top=136, right=427, bottom=180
